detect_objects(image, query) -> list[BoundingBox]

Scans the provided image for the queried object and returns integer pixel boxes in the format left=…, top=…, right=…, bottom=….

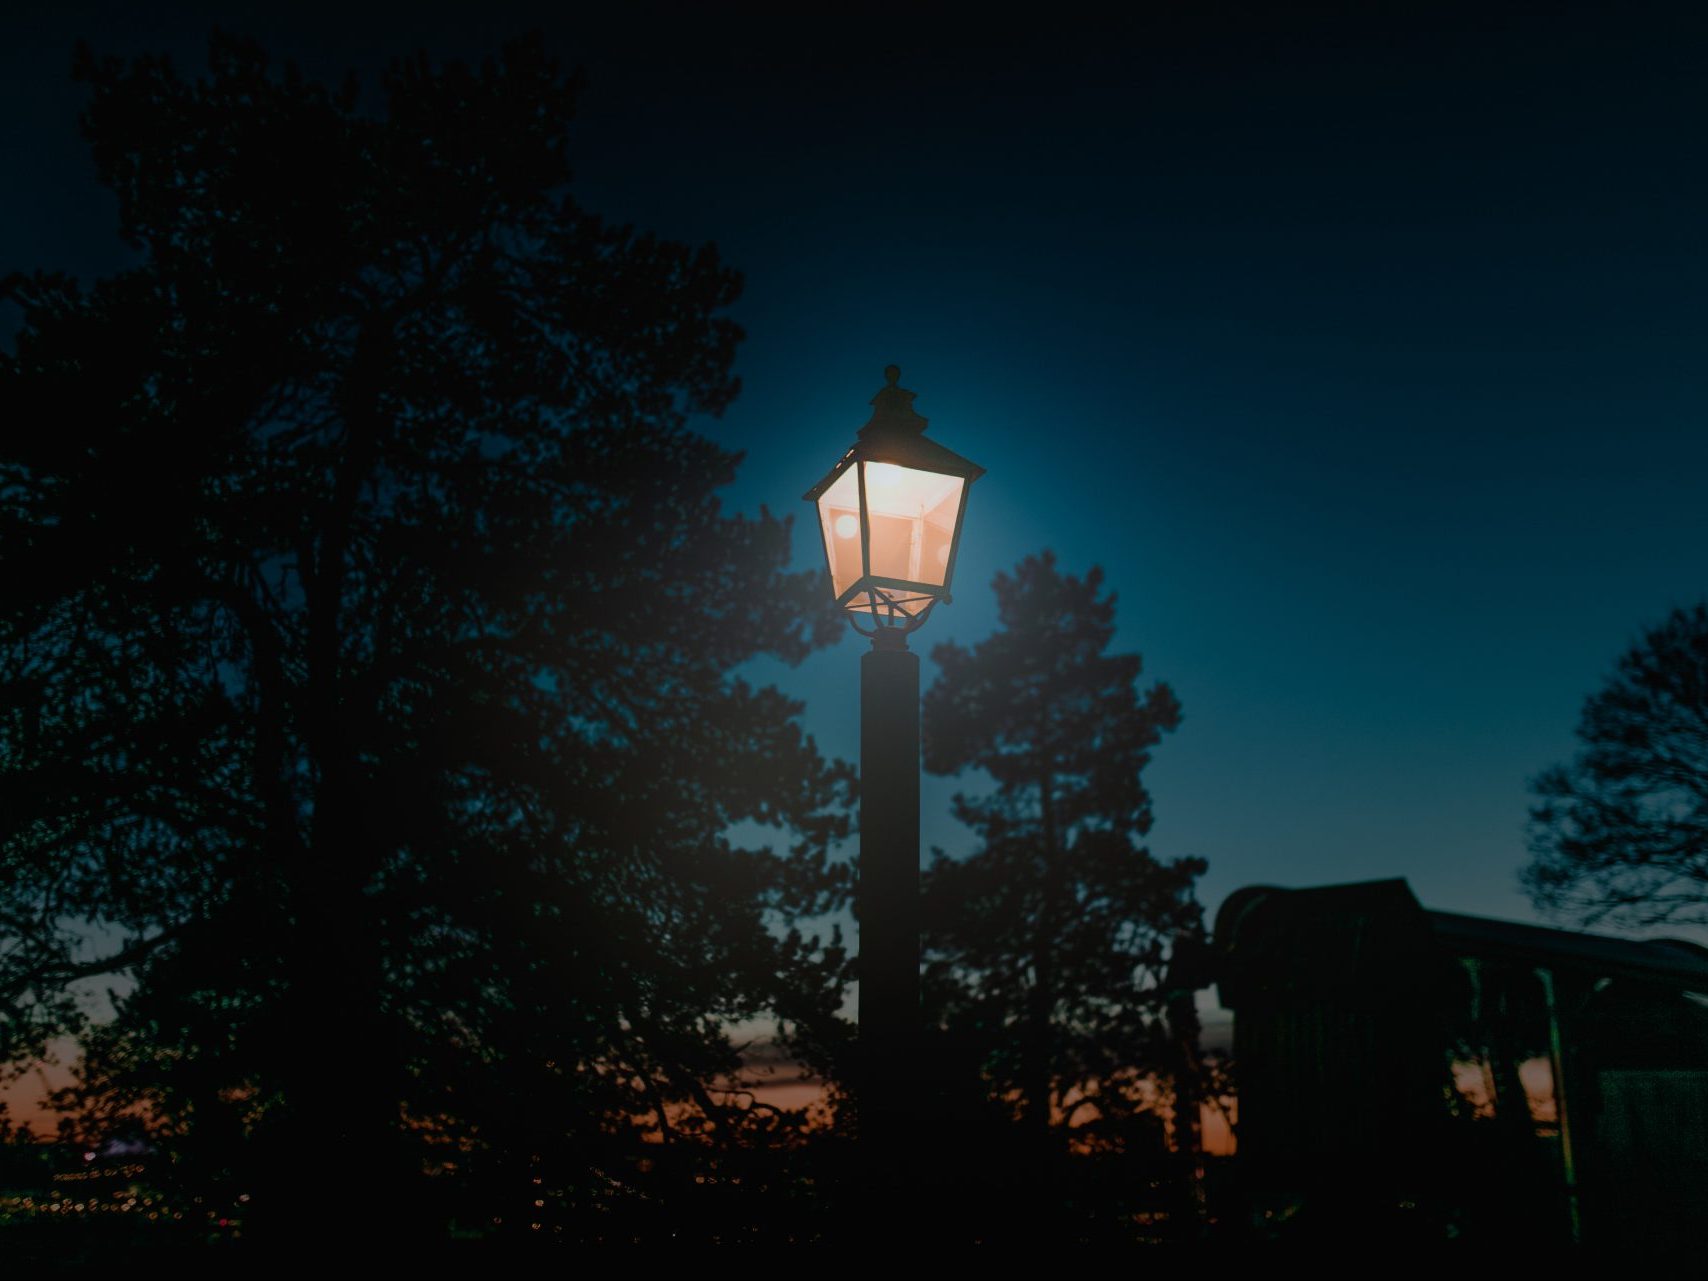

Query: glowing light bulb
left=834, top=514, right=859, bottom=539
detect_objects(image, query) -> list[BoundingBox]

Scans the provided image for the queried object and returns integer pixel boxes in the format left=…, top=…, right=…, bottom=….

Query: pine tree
left=1527, top=602, right=1708, bottom=928
left=921, top=552, right=1205, bottom=1161
left=0, top=33, right=851, bottom=1236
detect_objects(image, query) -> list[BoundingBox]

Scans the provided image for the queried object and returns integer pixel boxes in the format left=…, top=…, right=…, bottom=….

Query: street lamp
left=804, top=365, right=983, bottom=1176
left=805, top=365, right=983, bottom=633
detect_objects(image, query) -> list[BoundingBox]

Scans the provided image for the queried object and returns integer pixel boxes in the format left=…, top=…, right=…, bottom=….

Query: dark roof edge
left=1426, top=907, right=1708, bottom=990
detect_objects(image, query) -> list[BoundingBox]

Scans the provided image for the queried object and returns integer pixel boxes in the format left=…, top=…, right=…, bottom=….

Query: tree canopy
left=1526, top=603, right=1708, bottom=929
left=0, top=32, right=852, bottom=1235
left=919, top=552, right=1205, bottom=1160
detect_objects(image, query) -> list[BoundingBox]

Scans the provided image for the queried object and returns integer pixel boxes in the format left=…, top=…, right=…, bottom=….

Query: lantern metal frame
left=803, top=366, right=984, bottom=636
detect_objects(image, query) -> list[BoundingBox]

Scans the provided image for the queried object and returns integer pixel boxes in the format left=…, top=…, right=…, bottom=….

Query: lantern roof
left=802, top=366, right=986, bottom=500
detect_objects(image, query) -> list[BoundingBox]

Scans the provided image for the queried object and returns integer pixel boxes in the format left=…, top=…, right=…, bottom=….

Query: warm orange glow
left=815, top=466, right=863, bottom=599
left=1199, top=1100, right=1236, bottom=1156
left=0, top=1056, right=71, bottom=1138
left=861, top=462, right=962, bottom=587
left=1449, top=1055, right=1557, bottom=1125
left=815, top=460, right=964, bottom=610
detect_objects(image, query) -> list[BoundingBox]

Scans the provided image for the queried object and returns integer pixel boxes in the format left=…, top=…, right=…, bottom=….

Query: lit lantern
left=804, top=366, right=984, bottom=629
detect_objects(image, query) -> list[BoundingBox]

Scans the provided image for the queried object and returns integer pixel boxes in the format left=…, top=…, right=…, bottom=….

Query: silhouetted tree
left=0, top=32, right=851, bottom=1238
left=920, top=553, right=1205, bottom=1172
left=1526, top=603, right=1708, bottom=928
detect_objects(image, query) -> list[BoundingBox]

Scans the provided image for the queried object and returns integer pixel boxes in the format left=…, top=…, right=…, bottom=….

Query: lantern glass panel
left=861, top=462, right=964, bottom=588
left=815, top=463, right=864, bottom=599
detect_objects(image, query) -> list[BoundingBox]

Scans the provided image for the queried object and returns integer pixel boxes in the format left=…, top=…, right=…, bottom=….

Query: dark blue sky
left=7, top=2, right=1708, bottom=934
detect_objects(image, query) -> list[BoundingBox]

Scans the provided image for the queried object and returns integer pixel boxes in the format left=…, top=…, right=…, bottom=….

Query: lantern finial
left=860, top=365, right=928, bottom=438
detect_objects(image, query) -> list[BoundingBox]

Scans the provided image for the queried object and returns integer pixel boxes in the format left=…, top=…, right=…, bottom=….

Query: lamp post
left=804, top=365, right=983, bottom=1181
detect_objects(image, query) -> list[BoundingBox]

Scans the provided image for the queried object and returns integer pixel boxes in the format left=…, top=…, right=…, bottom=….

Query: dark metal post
left=860, top=627, right=920, bottom=1182
left=803, top=364, right=981, bottom=1214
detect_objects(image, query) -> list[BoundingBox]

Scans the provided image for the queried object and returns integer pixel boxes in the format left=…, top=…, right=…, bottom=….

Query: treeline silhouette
left=0, top=32, right=1212, bottom=1261
left=1527, top=602, right=1708, bottom=930
left=917, top=553, right=1211, bottom=1243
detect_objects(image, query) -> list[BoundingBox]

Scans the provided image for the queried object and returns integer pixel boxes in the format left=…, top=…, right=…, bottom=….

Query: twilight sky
left=6, top=1, right=1708, bottom=938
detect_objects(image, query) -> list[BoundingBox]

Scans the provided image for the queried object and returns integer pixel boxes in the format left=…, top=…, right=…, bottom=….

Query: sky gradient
left=6, top=1, right=1708, bottom=943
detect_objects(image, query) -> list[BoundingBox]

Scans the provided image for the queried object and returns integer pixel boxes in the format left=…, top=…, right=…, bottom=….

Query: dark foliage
left=0, top=32, right=853, bottom=1238
left=1526, top=603, right=1708, bottom=928
left=919, top=552, right=1206, bottom=1165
